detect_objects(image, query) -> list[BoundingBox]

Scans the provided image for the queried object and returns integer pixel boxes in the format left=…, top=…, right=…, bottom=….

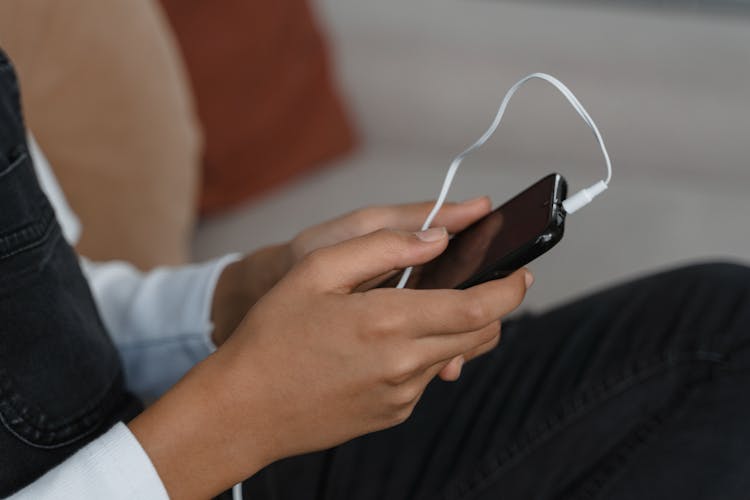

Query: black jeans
left=0, top=50, right=141, bottom=496
left=240, top=263, right=750, bottom=499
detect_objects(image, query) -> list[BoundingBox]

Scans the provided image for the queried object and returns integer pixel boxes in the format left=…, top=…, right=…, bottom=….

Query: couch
left=193, top=0, right=750, bottom=309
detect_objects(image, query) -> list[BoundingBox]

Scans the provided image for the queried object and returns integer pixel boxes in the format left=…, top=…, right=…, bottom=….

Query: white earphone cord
left=230, top=73, right=612, bottom=498
left=232, top=482, right=243, bottom=500
left=396, top=72, right=613, bottom=289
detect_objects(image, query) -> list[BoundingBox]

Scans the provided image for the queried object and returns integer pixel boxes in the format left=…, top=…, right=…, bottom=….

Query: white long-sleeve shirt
left=8, top=136, right=239, bottom=499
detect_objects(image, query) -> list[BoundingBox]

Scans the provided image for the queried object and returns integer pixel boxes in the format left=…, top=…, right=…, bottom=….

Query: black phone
left=394, top=173, right=568, bottom=290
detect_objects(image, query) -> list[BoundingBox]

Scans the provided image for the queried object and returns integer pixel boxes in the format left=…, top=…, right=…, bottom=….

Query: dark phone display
left=400, top=174, right=564, bottom=289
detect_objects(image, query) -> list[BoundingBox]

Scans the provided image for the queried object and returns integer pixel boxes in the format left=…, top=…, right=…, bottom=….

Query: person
left=2, top=49, right=749, bottom=500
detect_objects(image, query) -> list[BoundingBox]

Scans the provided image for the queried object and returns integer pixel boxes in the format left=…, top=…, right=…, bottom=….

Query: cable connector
left=562, top=180, right=608, bottom=215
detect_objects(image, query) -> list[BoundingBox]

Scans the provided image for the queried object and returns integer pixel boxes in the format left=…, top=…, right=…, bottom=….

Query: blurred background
left=194, top=0, right=750, bottom=309
left=2, top=0, right=748, bottom=311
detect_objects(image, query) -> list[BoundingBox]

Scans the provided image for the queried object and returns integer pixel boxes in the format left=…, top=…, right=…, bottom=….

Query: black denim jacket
left=0, top=49, right=142, bottom=497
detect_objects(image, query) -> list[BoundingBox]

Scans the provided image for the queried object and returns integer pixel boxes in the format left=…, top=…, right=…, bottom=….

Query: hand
left=289, top=196, right=492, bottom=261
left=210, top=197, right=493, bottom=346
left=130, top=227, right=531, bottom=500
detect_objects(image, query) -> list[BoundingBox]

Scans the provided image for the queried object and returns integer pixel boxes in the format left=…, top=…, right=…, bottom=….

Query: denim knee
left=658, top=261, right=750, bottom=356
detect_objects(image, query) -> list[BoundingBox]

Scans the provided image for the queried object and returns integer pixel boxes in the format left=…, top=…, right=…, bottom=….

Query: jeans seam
left=0, top=368, right=126, bottom=449
left=0, top=146, right=55, bottom=260
left=443, top=351, right=726, bottom=500
left=573, top=358, right=745, bottom=500
left=573, top=416, right=663, bottom=500
left=571, top=387, right=691, bottom=500
left=0, top=215, right=54, bottom=260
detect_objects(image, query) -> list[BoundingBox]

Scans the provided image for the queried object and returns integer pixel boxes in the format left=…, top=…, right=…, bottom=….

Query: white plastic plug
left=562, top=180, right=608, bottom=215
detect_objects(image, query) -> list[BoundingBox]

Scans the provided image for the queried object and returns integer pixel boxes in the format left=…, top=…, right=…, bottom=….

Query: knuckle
left=376, top=229, right=420, bottom=270
left=349, top=208, right=374, bottom=231
left=462, top=300, right=489, bottom=328
left=385, top=354, right=419, bottom=384
left=352, top=207, right=389, bottom=233
left=391, top=385, right=419, bottom=407
left=354, top=309, right=381, bottom=342
left=300, top=247, right=329, bottom=274
left=373, top=227, right=399, bottom=244
left=368, top=227, right=398, bottom=256
left=476, top=326, right=497, bottom=346
left=371, top=310, right=406, bottom=336
left=481, top=330, right=501, bottom=351
left=483, top=320, right=502, bottom=339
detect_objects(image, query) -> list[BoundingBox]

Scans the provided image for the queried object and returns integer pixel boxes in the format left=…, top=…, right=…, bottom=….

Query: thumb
left=294, top=227, right=448, bottom=292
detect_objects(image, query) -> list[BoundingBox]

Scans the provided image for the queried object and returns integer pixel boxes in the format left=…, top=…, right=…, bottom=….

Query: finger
left=430, top=197, right=492, bottom=232
left=364, top=197, right=492, bottom=234
left=396, top=324, right=498, bottom=404
left=404, top=351, right=467, bottom=402
left=438, top=355, right=465, bottom=382
left=291, top=198, right=491, bottom=263
left=416, top=321, right=502, bottom=366
left=368, top=268, right=530, bottom=337
left=294, top=227, right=449, bottom=292
left=461, top=326, right=502, bottom=363
left=354, top=269, right=400, bottom=292
left=403, top=321, right=500, bottom=390
left=356, top=262, right=431, bottom=292
left=396, top=358, right=454, bottom=410
left=438, top=328, right=501, bottom=381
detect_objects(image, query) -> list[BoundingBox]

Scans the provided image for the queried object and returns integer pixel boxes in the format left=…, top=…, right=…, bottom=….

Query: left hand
left=210, top=197, right=494, bottom=377
left=289, top=196, right=491, bottom=263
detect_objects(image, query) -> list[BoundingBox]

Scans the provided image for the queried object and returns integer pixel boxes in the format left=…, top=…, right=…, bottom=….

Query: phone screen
left=396, top=174, right=564, bottom=290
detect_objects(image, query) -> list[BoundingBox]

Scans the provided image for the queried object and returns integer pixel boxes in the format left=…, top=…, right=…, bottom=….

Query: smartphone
left=393, top=173, right=568, bottom=290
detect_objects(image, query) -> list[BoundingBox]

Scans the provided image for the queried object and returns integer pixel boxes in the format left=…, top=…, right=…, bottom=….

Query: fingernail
left=455, top=356, right=465, bottom=378
left=461, top=195, right=488, bottom=205
left=415, top=227, right=447, bottom=242
left=524, top=271, right=535, bottom=289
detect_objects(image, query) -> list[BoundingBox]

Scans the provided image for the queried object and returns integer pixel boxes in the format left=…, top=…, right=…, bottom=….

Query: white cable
left=232, top=482, right=243, bottom=500
left=396, top=72, right=613, bottom=288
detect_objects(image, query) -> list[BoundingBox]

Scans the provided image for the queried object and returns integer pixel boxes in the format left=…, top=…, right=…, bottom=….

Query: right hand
left=209, top=197, right=493, bottom=346
left=130, top=227, right=531, bottom=499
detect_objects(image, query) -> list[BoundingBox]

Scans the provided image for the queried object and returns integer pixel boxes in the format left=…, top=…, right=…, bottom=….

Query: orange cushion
left=159, top=0, right=356, bottom=215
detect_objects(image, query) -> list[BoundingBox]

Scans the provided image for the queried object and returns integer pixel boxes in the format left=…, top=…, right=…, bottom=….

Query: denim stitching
left=573, top=360, right=738, bottom=500
left=0, top=369, right=126, bottom=449
left=0, top=369, right=122, bottom=429
left=0, top=150, right=55, bottom=262
left=0, top=214, right=55, bottom=260
left=574, top=413, right=665, bottom=500
left=443, top=351, right=726, bottom=500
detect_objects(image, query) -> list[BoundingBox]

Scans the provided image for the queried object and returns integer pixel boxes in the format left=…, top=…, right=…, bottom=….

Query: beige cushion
left=0, top=0, right=201, bottom=269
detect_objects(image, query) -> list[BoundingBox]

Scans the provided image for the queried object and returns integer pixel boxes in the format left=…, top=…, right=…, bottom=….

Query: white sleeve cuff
left=10, top=423, right=168, bottom=500
left=82, top=253, right=243, bottom=401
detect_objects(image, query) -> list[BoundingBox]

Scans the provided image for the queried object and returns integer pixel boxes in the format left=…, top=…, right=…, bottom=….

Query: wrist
left=211, top=243, right=293, bottom=346
left=211, top=260, right=251, bottom=346
left=128, top=357, right=272, bottom=499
